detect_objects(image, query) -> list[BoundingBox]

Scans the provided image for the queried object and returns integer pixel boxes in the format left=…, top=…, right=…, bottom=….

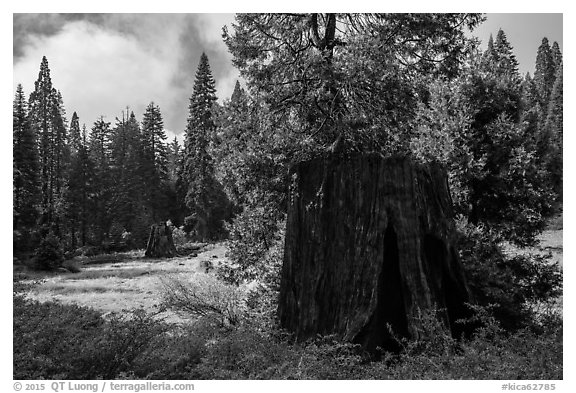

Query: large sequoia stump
left=145, top=223, right=177, bottom=258
left=278, top=154, right=472, bottom=353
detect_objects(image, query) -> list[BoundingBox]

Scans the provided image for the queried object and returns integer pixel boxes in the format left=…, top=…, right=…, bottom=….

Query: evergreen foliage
left=88, top=118, right=113, bottom=244
left=141, top=102, right=169, bottom=221
left=180, top=53, right=230, bottom=240
left=28, top=56, right=69, bottom=233
left=66, top=123, right=95, bottom=248
left=13, top=84, right=39, bottom=232
left=534, top=38, right=556, bottom=109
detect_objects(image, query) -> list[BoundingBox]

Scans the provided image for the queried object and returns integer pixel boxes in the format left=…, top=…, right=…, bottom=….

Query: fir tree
left=230, top=80, right=245, bottom=106
left=483, top=34, right=497, bottom=63
left=141, top=102, right=169, bottom=181
left=544, top=63, right=563, bottom=200
left=109, top=110, right=146, bottom=233
left=167, top=136, right=182, bottom=183
left=521, top=73, right=541, bottom=113
left=551, top=41, right=562, bottom=72
left=13, top=84, right=39, bottom=230
left=67, top=123, right=95, bottom=247
left=141, top=102, right=169, bottom=221
left=181, top=53, right=228, bottom=239
left=534, top=38, right=556, bottom=109
left=69, top=112, right=82, bottom=154
left=494, top=29, right=520, bottom=76
left=88, top=118, right=112, bottom=243
left=28, top=56, right=69, bottom=233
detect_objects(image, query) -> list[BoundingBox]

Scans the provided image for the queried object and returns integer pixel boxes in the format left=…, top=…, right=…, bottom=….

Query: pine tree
left=88, top=118, right=112, bottom=243
left=141, top=102, right=169, bottom=180
left=544, top=63, right=563, bottom=200
left=52, top=89, right=70, bottom=220
left=141, top=102, right=169, bottom=221
left=13, top=84, right=39, bottom=230
left=494, top=29, right=520, bottom=76
left=551, top=41, right=562, bottom=72
left=69, top=112, right=82, bottom=154
left=483, top=34, right=497, bottom=63
left=27, top=57, right=70, bottom=235
left=521, top=73, right=541, bottom=112
left=230, top=80, right=245, bottom=106
left=109, top=110, right=143, bottom=232
left=534, top=38, right=556, bottom=109
left=67, top=123, right=95, bottom=247
left=167, top=137, right=182, bottom=182
left=181, top=53, right=227, bottom=239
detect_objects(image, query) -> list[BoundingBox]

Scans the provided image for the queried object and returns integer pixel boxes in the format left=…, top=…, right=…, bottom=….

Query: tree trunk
left=145, top=222, right=177, bottom=258
left=278, top=154, right=473, bottom=354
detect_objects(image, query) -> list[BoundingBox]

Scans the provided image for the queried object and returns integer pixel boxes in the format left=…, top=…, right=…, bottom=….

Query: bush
left=159, top=274, right=248, bottom=327
left=13, top=289, right=168, bottom=379
left=62, top=259, right=82, bottom=273
left=14, top=277, right=562, bottom=380
left=75, top=309, right=169, bottom=379
left=33, top=232, right=64, bottom=270
left=218, top=206, right=284, bottom=286
left=377, top=305, right=563, bottom=380
left=456, top=219, right=562, bottom=330
left=170, top=224, right=188, bottom=247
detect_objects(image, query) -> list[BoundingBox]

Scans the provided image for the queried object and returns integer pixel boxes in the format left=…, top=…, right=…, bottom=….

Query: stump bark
left=145, top=223, right=177, bottom=258
left=278, top=154, right=472, bottom=353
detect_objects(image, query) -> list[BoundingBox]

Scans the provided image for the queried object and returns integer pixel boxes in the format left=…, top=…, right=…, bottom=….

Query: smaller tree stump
left=145, top=223, right=177, bottom=258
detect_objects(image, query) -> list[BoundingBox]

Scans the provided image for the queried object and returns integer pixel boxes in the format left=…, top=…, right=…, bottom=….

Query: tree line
left=13, top=53, right=232, bottom=261
left=13, top=15, right=562, bottom=271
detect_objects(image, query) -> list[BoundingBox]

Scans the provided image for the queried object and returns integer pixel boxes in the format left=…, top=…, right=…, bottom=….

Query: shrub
left=159, top=274, right=248, bottom=327
left=378, top=305, right=563, bottom=380
left=456, top=219, right=562, bottom=330
left=62, top=259, right=82, bottom=273
left=13, top=289, right=169, bottom=380
left=74, top=309, right=169, bottom=379
left=218, top=206, right=285, bottom=286
left=33, top=232, right=64, bottom=270
left=170, top=224, right=188, bottom=247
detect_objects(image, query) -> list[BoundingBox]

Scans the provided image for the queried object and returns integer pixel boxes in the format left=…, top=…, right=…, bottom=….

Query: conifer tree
left=544, top=63, right=563, bottom=200
left=534, top=38, right=556, bottom=109
left=521, top=73, right=541, bottom=112
left=141, top=102, right=169, bottom=221
left=141, top=102, right=169, bottom=180
left=88, top=118, right=112, bottom=243
left=109, top=110, right=146, bottom=232
left=167, top=137, right=182, bottom=182
left=69, top=112, right=82, bottom=154
left=13, top=84, right=39, bottom=230
left=551, top=41, right=562, bottom=72
left=28, top=56, right=69, bottom=234
left=230, top=80, right=245, bottom=106
left=181, top=53, right=228, bottom=239
left=483, top=34, right=497, bottom=64
left=67, top=123, right=95, bottom=247
left=494, top=29, right=520, bottom=76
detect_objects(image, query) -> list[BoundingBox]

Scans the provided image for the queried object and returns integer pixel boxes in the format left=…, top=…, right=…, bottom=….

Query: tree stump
left=278, top=154, right=473, bottom=353
left=145, top=223, right=177, bottom=258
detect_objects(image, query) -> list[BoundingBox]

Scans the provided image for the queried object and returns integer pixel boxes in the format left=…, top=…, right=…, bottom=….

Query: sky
left=12, top=13, right=563, bottom=142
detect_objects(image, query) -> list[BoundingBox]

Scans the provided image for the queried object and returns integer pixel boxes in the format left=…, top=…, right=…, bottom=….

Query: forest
left=13, top=14, right=562, bottom=380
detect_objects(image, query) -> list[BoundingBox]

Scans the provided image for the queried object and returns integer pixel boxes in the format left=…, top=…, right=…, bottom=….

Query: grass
left=22, top=243, right=229, bottom=323
left=14, top=231, right=562, bottom=380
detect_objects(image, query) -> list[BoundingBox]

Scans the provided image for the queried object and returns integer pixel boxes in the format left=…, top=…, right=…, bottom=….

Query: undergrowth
left=14, top=278, right=562, bottom=380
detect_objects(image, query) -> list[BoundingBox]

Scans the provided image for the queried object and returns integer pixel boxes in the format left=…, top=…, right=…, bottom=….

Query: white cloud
left=13, top=14, right=239, bottom=134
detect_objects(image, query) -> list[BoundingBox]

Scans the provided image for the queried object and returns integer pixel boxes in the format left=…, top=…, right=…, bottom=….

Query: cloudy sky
left=12, top=13, right=563, bottom=141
